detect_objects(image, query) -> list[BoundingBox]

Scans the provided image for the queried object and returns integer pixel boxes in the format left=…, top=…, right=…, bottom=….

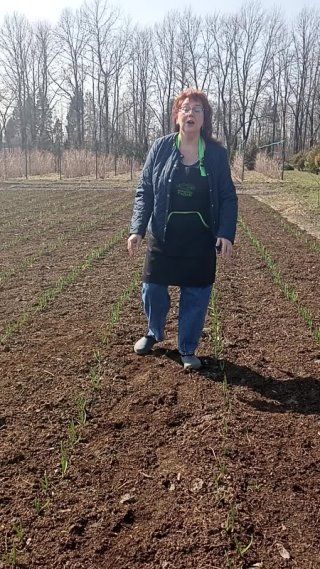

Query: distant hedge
left=292, top=146, right=320, bottom=173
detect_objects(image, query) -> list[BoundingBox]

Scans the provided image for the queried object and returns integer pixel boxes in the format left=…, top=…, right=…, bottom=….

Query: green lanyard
left=176, top=134, right=206, bottom=177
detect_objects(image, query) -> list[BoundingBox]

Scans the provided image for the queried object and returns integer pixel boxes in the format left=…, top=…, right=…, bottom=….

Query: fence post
left=281, top=139, right=285, bottom=181
left=241, top=140, right=246, bottom=182
left=59, top=143, right=62, bottom=180
left=24, top=144, right=28, bottom=179
left=95, top=143, right=98, bottom=180
left=4, top=148, right=7, bottom=180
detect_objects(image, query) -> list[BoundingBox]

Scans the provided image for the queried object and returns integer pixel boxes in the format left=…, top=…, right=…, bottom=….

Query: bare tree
left=127, top=27, right=155, bottom=158
left=34, top=22, right=56, bottom=149
left=55, top=8, right=88, bottom=148
left=0, top=90, right=13, bottom=149
left=85, top=0, right=130, bottom=153
left=233, top=4, right=283, bottom=144
left=0, top=1, right=318, bottom=164
left=290, top=9, right=320, bottom=152
left=208, top=13, right=239, bottom=152
left=291, top=10, right=309, bottom=151
left=0, top=13, right=33, bottom=153
left=152, top=13, right=178, bottom=135
left=178, top=10, right=202, bottom=90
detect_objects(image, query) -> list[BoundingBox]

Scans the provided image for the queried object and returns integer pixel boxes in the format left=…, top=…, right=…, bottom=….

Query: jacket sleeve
left=216, top=148, right=238, bottom=244
left=129, top=140, right=159, bottom=238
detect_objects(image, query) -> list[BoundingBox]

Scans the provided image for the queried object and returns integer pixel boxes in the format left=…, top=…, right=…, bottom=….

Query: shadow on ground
left=150, top=347, right=320, bottom=416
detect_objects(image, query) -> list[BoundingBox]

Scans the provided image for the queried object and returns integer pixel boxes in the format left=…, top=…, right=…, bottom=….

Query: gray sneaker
left=181, top=355, right=202, bottom=370
left=134, top=335, right=158, bottom=355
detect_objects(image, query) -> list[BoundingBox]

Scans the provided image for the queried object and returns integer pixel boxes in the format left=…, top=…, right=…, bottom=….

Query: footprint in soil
left=166, top=411, right=191, bottom=427
left=111, top=509, right=135, bottom=534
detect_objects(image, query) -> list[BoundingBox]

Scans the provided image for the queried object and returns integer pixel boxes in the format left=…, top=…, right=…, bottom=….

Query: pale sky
left=0, top=0, right=318, bottom=26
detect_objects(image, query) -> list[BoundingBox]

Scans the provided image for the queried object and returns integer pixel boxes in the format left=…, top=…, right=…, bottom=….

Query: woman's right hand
left=127, top=234, right=142, bottom=257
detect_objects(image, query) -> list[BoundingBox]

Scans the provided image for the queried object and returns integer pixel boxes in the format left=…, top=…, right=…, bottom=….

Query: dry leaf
left=191, top=478, right=204, bottom=492
left=276, top=542, right=290, bottom=559
left=119, top=493, right=134, bottom=504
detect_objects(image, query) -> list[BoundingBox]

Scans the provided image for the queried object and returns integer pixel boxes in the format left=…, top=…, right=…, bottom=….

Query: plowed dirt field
left=1, top=182, right=319, bottom=569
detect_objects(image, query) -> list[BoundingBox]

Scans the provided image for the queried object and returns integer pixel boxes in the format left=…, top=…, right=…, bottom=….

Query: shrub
left=255, top=152, right=282, bottom=179
left=0, top=149, right=136, bottom=179
left=305, top=146, right=320, bottom=174
left=244, top=143, right=258, bottom=170
left=292, top=147, right=320, bottom=174
left=292, top=152, right=307, bottom=171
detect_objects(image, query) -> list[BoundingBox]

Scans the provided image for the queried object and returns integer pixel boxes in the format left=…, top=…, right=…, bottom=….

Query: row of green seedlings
left=33, top=394, right=89, bottom=516
left=57, top=268, right=142, bottom=473
left=0, top=192, right=131, bottom=254
left=0, top=187, right=111, bottom=235
left=33, top=268, right=142, bottom=510
left=0, top=227, right=128, bottom=344
left=0, top=193, right=122, bottom=253
left=1, top=521, right=25, bottom=567
left=209, top=289, right=254, bottom=568
left=2, top=395, right=90, bottom=566
left=1, top=262, right=142, bottom=565
left=2, top=269, right=140, bottom=567
left=280, top=219, right=320, bottom=255
left=56, top=267, right=142, bottom=479
left=239, top=217, right=320, bottom=344
left=0, top=201, right=132, bottom=285
left=62, top=265, right=141, bottom=454
left=257, top=201, right=320, bottom=255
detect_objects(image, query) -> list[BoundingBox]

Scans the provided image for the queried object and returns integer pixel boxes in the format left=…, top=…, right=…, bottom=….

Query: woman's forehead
left=181, top=96, right=201, bottom=106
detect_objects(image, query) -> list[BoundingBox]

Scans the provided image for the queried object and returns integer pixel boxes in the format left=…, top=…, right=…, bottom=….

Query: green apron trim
left=167, top=210, right=210, bottom=229
left=176, top=134, right=206, bottom=177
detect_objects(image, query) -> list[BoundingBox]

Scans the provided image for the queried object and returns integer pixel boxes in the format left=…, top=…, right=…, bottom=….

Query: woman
left=128, top=88, right=237, bottom=370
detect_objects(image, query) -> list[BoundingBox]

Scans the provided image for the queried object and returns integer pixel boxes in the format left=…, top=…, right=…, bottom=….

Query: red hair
left=171, top=88, right=214, bottom=141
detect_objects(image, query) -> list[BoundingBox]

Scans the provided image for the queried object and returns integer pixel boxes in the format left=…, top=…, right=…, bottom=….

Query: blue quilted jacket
left=130, top=133, right=238, bottom=244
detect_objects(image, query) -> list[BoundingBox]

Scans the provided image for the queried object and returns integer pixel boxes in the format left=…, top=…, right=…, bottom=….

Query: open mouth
left=186, top=119, right=195, bottom=125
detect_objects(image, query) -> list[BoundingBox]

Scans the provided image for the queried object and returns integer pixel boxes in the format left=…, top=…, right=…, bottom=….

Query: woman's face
left=176, top=97, right=204, bottom=136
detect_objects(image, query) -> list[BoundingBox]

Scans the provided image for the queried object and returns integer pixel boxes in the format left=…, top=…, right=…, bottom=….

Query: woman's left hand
left=216, top=237, right=233, bottom=259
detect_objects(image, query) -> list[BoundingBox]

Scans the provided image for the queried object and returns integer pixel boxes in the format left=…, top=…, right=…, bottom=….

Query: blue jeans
left=141, top=282, right=212, bottom=355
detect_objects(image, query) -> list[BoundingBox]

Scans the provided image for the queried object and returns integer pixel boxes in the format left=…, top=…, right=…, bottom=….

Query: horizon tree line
left=0, top=0, right=319, bottom=164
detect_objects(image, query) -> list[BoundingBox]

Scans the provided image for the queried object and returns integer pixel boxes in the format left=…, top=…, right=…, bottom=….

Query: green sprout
left=60, top=442, right=69, bottom=476
left=67, top=420, right=80, bottom=446
left=75, top=396, right=87, bottom=426
left=40, top=471, right=50, bottom=494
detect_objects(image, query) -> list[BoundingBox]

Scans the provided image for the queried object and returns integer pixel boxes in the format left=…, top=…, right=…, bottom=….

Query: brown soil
left=236, top=175, right=320, bottom=241
left=0, top=188, right=133, bottom=251
left=238, top=195, right=320, bottom=329
left=0, top=189, right=134, bottom=334
left=0, top=188, right=320, bottom=569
